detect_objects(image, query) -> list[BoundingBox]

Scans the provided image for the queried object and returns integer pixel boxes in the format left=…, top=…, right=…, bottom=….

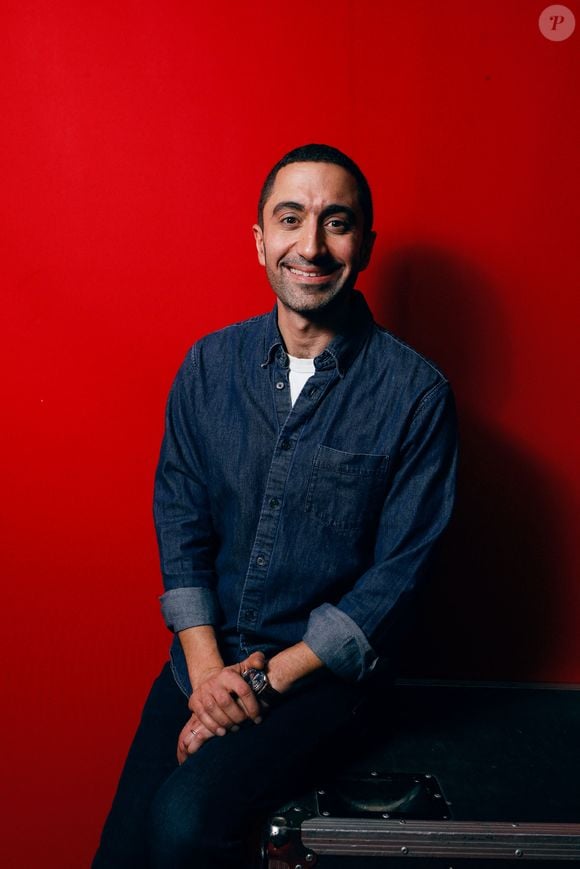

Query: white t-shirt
left=288, top=354, right=315, bottom=406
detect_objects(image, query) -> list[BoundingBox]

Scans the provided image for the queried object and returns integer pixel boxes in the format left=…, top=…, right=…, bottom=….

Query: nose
left=296, top=217, right=327, bottom=261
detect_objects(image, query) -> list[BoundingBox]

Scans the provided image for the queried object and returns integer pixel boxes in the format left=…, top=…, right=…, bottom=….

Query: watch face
left=244, top=668, right=267, bottom=694
left=251, top=670, right=268, bottom=694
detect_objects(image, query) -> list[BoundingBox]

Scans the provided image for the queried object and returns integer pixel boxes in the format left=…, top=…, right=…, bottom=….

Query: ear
left=252, top=224, right=266, bottom=266
left=359, top=230, right=376, bottom=272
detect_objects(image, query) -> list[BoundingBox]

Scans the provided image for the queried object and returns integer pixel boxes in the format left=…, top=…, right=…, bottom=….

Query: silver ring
left=190, top=727, right=200, bottom=738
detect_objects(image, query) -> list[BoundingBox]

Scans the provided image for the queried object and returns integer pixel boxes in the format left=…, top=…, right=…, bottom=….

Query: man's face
left=253, top=162, right=375, bottom=316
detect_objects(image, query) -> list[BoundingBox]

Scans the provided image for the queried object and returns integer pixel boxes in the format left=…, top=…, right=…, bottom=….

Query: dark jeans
left=93, top=662, right=364, bottom=868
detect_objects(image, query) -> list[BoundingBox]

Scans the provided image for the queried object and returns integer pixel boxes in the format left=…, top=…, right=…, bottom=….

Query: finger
left=223, top=671, right=263, bottom=722
left=193, top=680, right=254, bottom=727
left=210, top=686, right=252, bottom=724
left=177, top=725, right=196, bottom=763
left=177, top=720, right=214, bottom=762
left=177, top=734, right=194, bottom=764
left=177, top=719, right=198, bottom=754
left=243, top=651, right=266, bottom=670
left=191, top=690, right=242, bottom=733
left=192, top=706, right=227, bottom=736
left=236, top=690, right=263, bottom=723
left=185, top=725, right=210, bottom=753
left=191, top=694, right=245, bottom=735
left=184, top=725, right=202, bottom=747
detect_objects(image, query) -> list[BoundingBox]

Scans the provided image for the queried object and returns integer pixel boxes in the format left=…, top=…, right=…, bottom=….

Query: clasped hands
left=177, top=651, right=267, bottom=764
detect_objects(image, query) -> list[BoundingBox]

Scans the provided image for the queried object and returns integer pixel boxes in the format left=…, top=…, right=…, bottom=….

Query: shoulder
left=366, top=322, right=450, bottom=400
left=372, top=323, right=447, bottom=378
left=183, top=311, right=271, bottom=371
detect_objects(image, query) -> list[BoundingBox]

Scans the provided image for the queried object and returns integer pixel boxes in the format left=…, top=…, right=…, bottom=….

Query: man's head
left=253, top=144, right=376, bottom=317
left=257, top=144, right=373, bottom=235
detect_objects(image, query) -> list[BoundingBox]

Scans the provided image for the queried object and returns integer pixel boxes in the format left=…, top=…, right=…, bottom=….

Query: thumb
left=244, top=650, right=266, bottom=670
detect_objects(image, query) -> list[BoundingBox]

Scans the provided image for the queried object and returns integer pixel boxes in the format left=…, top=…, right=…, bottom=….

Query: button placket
left=236, top=366, right=336, bottom=635
left=236, top=438, right=294, bottom=633
left=273, top=363, right=291, bottom=428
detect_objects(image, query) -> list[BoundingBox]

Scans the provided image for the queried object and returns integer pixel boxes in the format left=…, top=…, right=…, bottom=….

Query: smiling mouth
left=285, top=265, right=338, bottom=280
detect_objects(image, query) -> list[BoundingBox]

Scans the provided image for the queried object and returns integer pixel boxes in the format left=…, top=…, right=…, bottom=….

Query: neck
left=276, top=294, right=351, bottom=359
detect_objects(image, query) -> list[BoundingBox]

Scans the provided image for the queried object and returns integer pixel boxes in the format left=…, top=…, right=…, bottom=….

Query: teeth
left=288, top=267, right=328, bottom=277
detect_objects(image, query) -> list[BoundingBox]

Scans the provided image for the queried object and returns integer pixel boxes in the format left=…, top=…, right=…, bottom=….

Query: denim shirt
left=154, top=291, right=458, bottom=696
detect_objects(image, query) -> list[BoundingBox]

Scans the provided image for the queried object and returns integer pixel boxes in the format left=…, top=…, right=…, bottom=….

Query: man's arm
left=154, top=351, right=221, bottom=640
left=154, top=355, right=262, bottom=736
left=267, top=641, right=324, bottom=692
left=301, top=380, right=458, bottom=682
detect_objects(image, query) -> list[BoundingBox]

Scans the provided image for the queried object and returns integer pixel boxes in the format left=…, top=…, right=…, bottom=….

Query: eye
left=280, top=215, right=299, bottom=225
left=325, top=217, right=351, bottom=233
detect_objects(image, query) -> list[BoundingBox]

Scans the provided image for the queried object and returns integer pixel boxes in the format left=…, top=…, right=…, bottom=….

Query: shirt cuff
left=303, top=603, right=379, bottom=682
left=159, top=587, right=220, bottom=633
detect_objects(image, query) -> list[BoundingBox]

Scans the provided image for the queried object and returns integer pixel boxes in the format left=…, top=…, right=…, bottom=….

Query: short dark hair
left=257, top=143, right=373, bottom=233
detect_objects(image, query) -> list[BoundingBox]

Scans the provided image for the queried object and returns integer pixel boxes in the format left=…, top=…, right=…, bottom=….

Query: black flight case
left=260, top=680, right=580, bottom=868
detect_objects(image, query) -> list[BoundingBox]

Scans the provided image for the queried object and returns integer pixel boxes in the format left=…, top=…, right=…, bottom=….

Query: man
left=93, top=144, right=458, bottom=868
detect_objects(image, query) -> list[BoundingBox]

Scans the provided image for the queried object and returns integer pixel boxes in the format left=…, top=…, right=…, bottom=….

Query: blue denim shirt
left=154, top=291, right=457, bottom=696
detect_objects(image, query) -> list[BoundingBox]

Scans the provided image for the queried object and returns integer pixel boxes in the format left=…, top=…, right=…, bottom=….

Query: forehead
left=265, top=161, right=361, bottom=215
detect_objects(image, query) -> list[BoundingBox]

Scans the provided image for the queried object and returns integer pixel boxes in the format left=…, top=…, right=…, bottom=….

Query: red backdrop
left=1, top=1, right=579, bottom=865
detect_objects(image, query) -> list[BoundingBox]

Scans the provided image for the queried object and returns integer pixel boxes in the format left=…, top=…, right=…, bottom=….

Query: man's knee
left=147, top=771, right=243, bottom=867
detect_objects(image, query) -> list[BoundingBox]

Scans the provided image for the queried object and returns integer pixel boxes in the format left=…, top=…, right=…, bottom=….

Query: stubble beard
left=266, top=264, right=353, bottom=317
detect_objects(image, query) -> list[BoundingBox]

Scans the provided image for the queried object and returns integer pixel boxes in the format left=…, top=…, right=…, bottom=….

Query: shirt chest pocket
left=305, top=445, right=389, bottom=533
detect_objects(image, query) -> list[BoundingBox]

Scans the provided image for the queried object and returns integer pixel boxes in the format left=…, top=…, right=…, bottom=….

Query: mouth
left=283, top=264, right=341, bottom=283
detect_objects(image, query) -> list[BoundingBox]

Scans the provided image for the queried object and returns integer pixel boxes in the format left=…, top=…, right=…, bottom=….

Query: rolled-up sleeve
left=159, top=586, right=220, bottom=633
left=153, top=347, right=221, bottom=633
left=304, top=381, right=458, bottom=682
left=303, top=604, right=379, bottom=682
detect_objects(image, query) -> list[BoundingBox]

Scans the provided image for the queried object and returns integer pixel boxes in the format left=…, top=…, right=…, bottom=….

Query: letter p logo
left=539, top=5, right=576, bottom=41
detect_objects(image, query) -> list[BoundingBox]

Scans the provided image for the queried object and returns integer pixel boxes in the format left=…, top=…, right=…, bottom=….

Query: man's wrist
left=241, top=667, right=282, bottom=708
left=177, top=625, right=225, bottom=692
left=267, top=641, right=324, bottom=693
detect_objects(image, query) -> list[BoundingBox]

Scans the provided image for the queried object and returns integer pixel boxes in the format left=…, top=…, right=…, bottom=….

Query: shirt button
left=245, top=609, right=257, bottom=620
left=269, top=498, right=280, bottom=509
left=280, top=439, right=291, bottom=450
left=275, top=381, right=285, bottom=390
left=256, top=555, right=267, bottom=567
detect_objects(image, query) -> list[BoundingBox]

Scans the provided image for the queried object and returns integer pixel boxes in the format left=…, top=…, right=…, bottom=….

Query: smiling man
left=253, top=159, right=374, bottom=319
left=93, top=144, right=458, bottom=869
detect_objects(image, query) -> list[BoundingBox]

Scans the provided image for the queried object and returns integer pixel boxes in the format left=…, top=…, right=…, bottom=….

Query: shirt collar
left=261, top=291, right=374, bottom=378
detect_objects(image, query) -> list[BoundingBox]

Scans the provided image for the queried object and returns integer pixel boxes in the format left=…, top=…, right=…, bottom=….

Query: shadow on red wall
left=372, top=247, right=564, bottom=681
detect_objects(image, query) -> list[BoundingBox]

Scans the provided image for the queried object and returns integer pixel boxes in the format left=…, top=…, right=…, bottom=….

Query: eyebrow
left=272, top=201, right=305, bottom=215
left=320, top=204, right=356, bottom=222
left=271, top=201, right=357, bottom=222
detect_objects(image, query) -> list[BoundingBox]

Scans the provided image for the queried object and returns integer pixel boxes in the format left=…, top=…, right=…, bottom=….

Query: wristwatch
left=241, top=667, right=282, bottom=708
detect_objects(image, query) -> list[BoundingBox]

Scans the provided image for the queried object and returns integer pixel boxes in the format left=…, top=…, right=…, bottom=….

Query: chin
left=283, top=285, right=352, bottom=316
left=285, top=295, right=335, bottom=316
